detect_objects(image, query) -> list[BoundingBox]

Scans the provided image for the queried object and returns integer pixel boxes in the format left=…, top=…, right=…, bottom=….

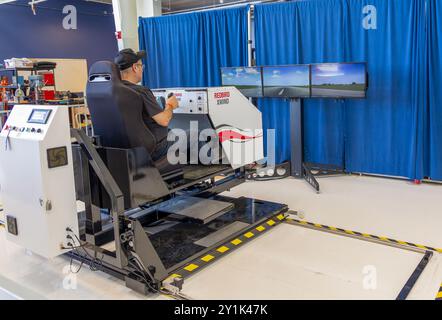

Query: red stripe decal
left=218, top=130, right=262, bottom=143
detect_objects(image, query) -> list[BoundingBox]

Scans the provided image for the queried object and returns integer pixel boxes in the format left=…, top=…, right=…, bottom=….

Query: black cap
left=114, top=48, right=146, bottom=71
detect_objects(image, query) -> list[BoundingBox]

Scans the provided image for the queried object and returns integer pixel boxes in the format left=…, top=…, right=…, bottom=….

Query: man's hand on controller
left=166, top=95, right=179, bottom=110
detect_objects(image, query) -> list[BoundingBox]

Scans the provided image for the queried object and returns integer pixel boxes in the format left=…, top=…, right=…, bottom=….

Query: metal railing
left=162, top=0, right=283, bottom=15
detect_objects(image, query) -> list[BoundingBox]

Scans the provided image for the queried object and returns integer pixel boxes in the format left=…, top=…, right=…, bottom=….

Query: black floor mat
left=148, top=196, right=287, bottom=269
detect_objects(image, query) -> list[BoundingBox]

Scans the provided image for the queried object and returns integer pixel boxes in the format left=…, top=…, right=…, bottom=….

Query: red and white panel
left=208, top=87, right=264, bottom=169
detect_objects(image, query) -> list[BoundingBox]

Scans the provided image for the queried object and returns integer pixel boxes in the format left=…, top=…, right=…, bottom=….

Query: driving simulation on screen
left=311, top=63, right=367, bottom=98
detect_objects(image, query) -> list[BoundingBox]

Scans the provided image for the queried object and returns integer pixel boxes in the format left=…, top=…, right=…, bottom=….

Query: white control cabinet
left=0, top=105, right=79, bottom=258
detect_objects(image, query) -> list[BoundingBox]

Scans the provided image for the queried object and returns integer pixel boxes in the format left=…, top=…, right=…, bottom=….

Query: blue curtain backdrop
left=426, top=0, right=442, bottom=180
left=138, top=1, right=442, bottom=180
left=255, top=0, right=348, bottom=166
left=139, top=6, right=248, bottom=88
left=343, top=0, right=427, bottom=179
left=255, top=0, right=429, bottom=179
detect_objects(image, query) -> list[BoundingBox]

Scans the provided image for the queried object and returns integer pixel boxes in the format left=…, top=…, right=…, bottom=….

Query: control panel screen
left=28, top=109, right=52, bottom=124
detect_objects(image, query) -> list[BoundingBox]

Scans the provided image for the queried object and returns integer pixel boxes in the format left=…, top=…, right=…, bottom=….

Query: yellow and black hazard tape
left=436, top=284, right=442, bottom=301
left=165, top=213, right=288, bottom=283
left=285, top=218, right=442, bottom=254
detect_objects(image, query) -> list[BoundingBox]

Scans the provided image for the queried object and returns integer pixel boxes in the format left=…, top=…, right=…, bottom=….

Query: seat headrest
left=86, top=60, right=157, bottom=154
left=88, top=61, right=121, bottom=82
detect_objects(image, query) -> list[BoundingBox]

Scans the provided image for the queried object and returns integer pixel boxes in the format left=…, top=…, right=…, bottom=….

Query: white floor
left=0, top=175, right=441, bottom=300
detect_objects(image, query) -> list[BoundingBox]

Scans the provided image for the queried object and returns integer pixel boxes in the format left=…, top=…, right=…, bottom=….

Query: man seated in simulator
left=114, top=48, right=179, bottom=161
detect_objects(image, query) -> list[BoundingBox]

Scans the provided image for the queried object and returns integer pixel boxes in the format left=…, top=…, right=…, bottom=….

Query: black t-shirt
left=121, top=80, right=168, bottom=144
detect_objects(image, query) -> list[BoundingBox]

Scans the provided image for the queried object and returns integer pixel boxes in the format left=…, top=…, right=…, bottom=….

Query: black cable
left=60, top=242, right=88, bottom=250
left=127, top=258, right=154, bottom=288
left=128, top=256, right=189, bottom=300
left=66, top=231, right=105, bottom=273
left=66, top=231, right=187, bottom=299
left=73, top=233, right=104, bottom=272
left=249, top=175, right=288, bottom=182
left=68, top=244, right=84, bottom=274
left=129, top=267, right=186, bottom=300
left=62, top=247, right=101, bottom=274
left=4, top=127, right=12, bottom=151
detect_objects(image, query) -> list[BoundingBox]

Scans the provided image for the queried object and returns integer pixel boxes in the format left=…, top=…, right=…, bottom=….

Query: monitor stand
left=289, top=98, right=345, bottom=193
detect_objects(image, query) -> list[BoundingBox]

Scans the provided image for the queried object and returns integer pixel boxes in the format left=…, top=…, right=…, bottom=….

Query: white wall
left=112, top=0, right=162, bottom=51
left=32, top=58, right=88, bottom=93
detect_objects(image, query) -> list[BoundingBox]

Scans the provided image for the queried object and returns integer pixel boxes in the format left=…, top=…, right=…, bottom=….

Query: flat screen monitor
left=28, top=109, right=52, bottom=124
left=311, top=62, right=367, bottom=98
left=262, top=65, right=311, bottom=98
left=221, top=67, right=263, bottom=97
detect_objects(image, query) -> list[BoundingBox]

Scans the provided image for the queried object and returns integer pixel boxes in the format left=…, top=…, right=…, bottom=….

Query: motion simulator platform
left=0, top=64, right=288, bottom=296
